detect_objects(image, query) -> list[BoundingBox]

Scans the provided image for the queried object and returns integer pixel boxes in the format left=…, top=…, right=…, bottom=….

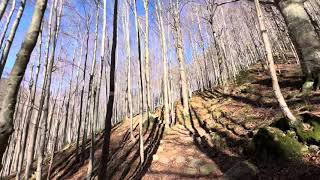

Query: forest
left=0, top=0, right=320, bottom=179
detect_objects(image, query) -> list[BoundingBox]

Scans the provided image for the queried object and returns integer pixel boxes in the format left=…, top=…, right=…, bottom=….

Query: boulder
left=253, top=127, right=307, bottom=161
left=221, top=160, right=258, bottom=180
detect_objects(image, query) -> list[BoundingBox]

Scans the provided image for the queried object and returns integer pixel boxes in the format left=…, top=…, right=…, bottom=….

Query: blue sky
left=1, top=0, right=194, bottom=80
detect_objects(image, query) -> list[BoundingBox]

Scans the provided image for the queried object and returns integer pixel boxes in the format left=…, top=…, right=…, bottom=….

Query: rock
left=253, top=127, right=306, bottom=161
left=158, top=146, right=164, bottom=152
left=184, top=167, right=198, bottom=175
left=244, top=122, right=256, bottom=130
left=221, top=160, right=258, bottom=180
left=176, top=156, right=187, bottom=164
left=233, top=126, right=247, bottom=136
left=200, top=163, right=216, bottom=175
left=212, top=110, right=223, bottom=119
left=296, top=113, right=320, bottom=145
left=212, top=123, right=224, bottom=130
left=189, top=159, right=203, bottom=168
left=309, top=145, right=319, bottom=153
left=153, top=155, right=159, bottom=161
left=302, top=80, right=314, bottom=95
left=227, top=124, right=236, bottom=130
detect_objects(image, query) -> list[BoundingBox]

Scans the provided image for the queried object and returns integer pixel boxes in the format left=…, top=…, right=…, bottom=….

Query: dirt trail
left=143, top=124, right=223, bottom=179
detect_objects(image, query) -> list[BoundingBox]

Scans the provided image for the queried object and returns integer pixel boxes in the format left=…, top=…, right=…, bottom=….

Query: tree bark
left=133, top=0, right=145, bottom=163
left=98, top=0, right=118, bottom=178
left=277, top=0, right=320, bottom=91
left=143, top=0, right=151, bottom=114
left=171, top=1, right=189, bottom=117
left=156, top=0, right=170, bottom=125
left=123, top=0, right=134, bottom=140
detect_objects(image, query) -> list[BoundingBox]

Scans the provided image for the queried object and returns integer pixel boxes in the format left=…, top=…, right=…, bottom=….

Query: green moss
left=235, top=70, right=252, bottom=85
left=142, top=115, right=158, bottom=132
left=296, top=117, right=320, bottom=145
left=302, top=80, right=314, bottom=95
left=254, top=127, right=306, bottom=162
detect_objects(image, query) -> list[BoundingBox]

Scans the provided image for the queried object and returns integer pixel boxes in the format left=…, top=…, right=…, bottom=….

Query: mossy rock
left=222, top=160, right=258, bottom=180
left=296, top=113, right=320, bottom=145
left=253, top=127, right=307, bottom=162
left=200, top=164, right=216, bottom=175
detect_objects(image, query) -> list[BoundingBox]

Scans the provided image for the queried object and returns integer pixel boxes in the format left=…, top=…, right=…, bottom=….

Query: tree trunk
left=255, top=0, right=297, bottom=126
left=0, top=0, right=27, bottom=79
left=36, top=1, right=63, bottom=178
left=86, top=4, right=100, bottom=179
left=277, top=0, right=320, bottom=91
left=123, top=0, right=134, bottom=140
left=171, top=1, right=189, bottom=117
left=133, top=0, right=145, bottom=163
left=156, top=0, right=170, bottom=125
left=0, top=0, right=9, bottom=20
left=0, top=0, right=47, bottom=170
left=0, top=0, right=16, bottom=50
left=98, top=0, right=118, bottom=178
left=143, top=0, right=151, bottom=114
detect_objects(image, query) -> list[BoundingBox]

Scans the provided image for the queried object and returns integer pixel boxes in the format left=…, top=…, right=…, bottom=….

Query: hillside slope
left=5, top=63, right=320, bottom=179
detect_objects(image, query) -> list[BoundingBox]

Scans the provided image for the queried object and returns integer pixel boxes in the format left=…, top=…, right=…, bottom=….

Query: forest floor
left=6, top=63, right=320, bottom=180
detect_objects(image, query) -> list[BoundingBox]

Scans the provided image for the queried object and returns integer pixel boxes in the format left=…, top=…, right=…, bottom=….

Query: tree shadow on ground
left=88, top=117, right=164, bottom=180
left=187, top=89, right=320, bottom=179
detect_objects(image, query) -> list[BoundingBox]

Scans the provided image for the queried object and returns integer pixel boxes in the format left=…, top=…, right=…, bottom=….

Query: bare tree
left=255, top=0, right=297, bottom=126
left=133, top=0, right=145, bottom=163
left=98, top=0, right=118, bottom=178
left=170, top=0, right=189, bottom=117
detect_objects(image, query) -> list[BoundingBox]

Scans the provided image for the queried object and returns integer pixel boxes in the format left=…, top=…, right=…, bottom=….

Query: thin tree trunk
left=36, top=1, right=63, bottom=178
left=0, top=0, right=27, bottom=79
left=24, top=0, right=57, bottom=177
left=98, top=0, right=118, bottom=178
left=86, top=3, right=100, bottom=179
left=0, top=0, right=16, bottom=50
left=156, top=0, right=170, bottom=125
left=133, top=0, right=145, bottom=163
left=0, top=0, right=9, bottom=20
left=78, top=18, right=90, bottom=162
left=123, top=0, right=134, bottom=140
left=143, top=0, right=151, bottom=114
left=171, top=1, right=189, bottom=117
left=255, top=0, right=297, bottom=126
